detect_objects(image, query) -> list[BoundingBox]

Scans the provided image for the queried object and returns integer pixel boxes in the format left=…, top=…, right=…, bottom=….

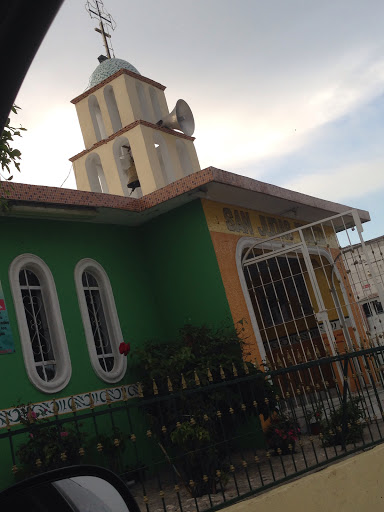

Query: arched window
left=176, top=139, right=194, bottom=176
left=104, top=85, right=122, bottom=133
left=85, top=153, right=109, bottom=193
left=153, top=132, right=176, bottom=184
left=88, top=95, right=107, bottom=141
left=9, top=254, right=71, bottom=393
left=149, top=87, right=162, bottom=123
left=74, top=259, right=126, bottom=383
left=136, top=82, right=151, bottom=122
left=113, top=137, right=142, bottom=198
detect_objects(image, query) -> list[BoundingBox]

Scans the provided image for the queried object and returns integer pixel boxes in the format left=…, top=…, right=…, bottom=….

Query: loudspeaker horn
left=156, top=99, right=195, bottom=137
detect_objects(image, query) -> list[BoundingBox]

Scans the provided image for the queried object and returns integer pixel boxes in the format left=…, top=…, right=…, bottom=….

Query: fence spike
left=243, top=361, right=249, bottom=374
left=153, top=379, right=159, bottom=395
left=167, top=376, right=173, bottom=392
left=232, top=362, right=238, bottom=377
left=296, top=350, right=303, bottom=363
left=207, top=367, right=213, bottom=382
left=137, top=382, right=144, bottom=398
left=219, top=365, right=226, bottom=380
left=194, top=371, right=200, bottom=386
left=181, top=374, right=187, bottom=389
left=88, top=393, right=95, bottom=409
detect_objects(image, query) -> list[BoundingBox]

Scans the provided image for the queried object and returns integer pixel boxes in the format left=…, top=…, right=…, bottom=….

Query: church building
left=0, top=47, right=379, bottom=452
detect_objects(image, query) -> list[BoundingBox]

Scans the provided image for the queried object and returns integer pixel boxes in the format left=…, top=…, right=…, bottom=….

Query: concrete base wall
left=226, top=444, right=384, bottom=512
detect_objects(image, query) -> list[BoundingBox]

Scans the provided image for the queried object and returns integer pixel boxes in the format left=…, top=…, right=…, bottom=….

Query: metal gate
left=241, top=209, right=384, bottom=390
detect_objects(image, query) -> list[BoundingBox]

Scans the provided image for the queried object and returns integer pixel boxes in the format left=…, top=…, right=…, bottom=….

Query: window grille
left=82, top=271, right=114, bottom=373
left=19, top=269, right=56, bottom=382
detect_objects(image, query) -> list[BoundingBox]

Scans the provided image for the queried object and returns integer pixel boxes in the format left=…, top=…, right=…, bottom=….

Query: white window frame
left=9, top=254, right=71, bottom=393
left=74, top=259, right=126, bottom=383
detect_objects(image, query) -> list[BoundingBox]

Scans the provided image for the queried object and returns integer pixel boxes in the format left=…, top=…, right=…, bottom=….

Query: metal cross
left=86, top=0, right=116, bottom=59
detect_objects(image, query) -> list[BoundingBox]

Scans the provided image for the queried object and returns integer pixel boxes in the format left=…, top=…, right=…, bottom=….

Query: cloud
left=282, top=157, right=384, bottom=202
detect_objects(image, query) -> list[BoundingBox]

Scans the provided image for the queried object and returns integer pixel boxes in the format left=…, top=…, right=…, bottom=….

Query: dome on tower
left=88, top=57, right=140, bottom=89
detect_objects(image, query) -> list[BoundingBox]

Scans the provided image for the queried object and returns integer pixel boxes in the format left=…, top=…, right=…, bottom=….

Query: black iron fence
left=2, top=345, right=384, bottom=511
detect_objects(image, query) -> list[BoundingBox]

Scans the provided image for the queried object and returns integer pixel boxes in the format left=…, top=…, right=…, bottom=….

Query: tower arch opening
left=88, top=95, right=107, bottom=141
left=104, top=85, right=122, bottom=133
left=153, top=132, right=175, bottom=184
left=85, top=153, right=109, bottom=193
left=176, top=139, right=194, bottom=176
left=113, top=136, right=142, bottom=198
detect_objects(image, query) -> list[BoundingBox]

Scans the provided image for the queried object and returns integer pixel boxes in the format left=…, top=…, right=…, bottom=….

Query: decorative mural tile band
left=0, top=281, right=15, bottom=354
left=0, top=383, right=138, bottom=429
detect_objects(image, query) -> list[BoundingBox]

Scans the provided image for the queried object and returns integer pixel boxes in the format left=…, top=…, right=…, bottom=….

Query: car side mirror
left=0, top=465, right=140, bottom=512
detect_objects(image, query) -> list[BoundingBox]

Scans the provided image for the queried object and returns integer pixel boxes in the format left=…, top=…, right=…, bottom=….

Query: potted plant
left=265, top=414, right=300, bottom=454
left=320, top=398, right=365, bottom=446
left=304, top=406, right=323, bottom=435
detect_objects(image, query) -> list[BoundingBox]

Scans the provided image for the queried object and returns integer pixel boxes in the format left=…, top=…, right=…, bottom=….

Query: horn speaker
left=156, top=99, right=195, bottom=137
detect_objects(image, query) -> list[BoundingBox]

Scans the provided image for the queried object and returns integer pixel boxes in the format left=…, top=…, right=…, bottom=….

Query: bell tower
left=70, top=1, right=200, bottom=198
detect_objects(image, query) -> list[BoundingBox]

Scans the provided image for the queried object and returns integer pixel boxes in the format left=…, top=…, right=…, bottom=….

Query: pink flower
left=60, top=431, right=68, bottom=438
left=119, top=342, right=131, bottom=356
left=29, top=433, right=34, bottom=439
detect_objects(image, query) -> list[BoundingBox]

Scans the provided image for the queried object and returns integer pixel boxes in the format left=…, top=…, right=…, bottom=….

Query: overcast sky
left=12, top=0, right=384, bottom=239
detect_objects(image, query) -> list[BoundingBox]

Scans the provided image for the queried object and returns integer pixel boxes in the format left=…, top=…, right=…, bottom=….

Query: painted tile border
left=0, top=383, right=138, bottom=429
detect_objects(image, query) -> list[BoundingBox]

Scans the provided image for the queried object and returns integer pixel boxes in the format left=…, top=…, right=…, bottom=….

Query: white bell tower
left=70, top=2, right=200, bottom=198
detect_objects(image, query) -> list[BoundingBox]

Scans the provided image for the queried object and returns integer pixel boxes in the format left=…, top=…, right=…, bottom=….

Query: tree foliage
left=0, top=105, right=26, bottom=181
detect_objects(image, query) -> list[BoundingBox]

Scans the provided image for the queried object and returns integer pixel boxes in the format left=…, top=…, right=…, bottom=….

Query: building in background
left=343, top=235, right=384, bottom=342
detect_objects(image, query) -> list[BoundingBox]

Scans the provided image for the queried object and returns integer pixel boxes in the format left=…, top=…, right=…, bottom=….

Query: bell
left=127, top=163, right=140, bottom=192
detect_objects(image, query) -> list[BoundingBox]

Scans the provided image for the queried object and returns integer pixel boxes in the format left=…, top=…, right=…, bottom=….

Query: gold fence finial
left=88, top=393, right=95, bottom=409
left=243, top=361, right=249, bottom=374
left=297, top=350, right=303, bottom=363
left=207, top=368, right=213, bottom=382
left=181, top=374, right=187, bottom=390
left=137, top=382, right=144, bottom=398
left=219, top=365, right=226, bottom=380
left=167, top=376, right=173, bottom=392
left=105, top=390, right=111, bottom=405
left=232, top=362, right=238, bottom=377
left=152, top=379, right=159, bottom=395
left=194, top=371, right=200, bottom=386
left=71, top=396, right=77, bottom=412
left=315, top=347, right=321, bottom=359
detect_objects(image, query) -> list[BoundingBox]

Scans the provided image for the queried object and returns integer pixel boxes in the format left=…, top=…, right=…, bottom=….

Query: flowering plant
left=119, top=342, right=131, bottom=356
left=304, top=406, right=323, bottom=424
left=265, top=414, right=301, bottom=454
left=15, top=403, right=87, bottom=479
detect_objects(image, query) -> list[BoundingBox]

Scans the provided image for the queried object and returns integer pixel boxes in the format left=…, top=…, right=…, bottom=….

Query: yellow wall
left=201, top=200, right=367, bottom=362
left=224, top=444, right=384, bottom=512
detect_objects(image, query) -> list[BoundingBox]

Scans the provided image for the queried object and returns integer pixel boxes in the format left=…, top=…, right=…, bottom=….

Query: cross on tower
left=86, top=0, right=116, bottom=59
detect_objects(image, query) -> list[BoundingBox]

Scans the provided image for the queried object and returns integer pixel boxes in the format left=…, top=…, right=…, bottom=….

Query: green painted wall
left=0, top=199, right=232, bottom=408
left=138, top=200, right=233, bottom=338
left=0, top=217, right=165, bottom=409
left=0, top=200, right=234, bottom=489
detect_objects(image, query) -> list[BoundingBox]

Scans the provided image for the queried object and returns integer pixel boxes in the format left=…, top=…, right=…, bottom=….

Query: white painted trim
left=74, top=259, right=126, bottom=383
left=9, top=254, right=71, bottom=394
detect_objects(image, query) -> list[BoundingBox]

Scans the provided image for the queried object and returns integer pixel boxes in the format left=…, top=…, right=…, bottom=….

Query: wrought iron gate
left=240, top=209, right=384, bottom=389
